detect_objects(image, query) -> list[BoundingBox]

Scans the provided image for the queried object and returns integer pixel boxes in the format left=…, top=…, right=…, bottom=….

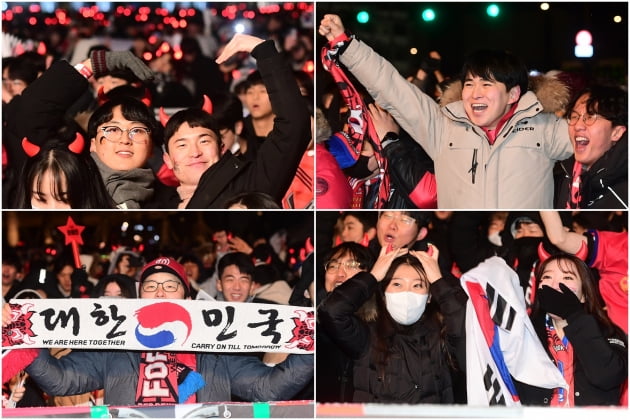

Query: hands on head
left=370, top=244, right=441, bottom=284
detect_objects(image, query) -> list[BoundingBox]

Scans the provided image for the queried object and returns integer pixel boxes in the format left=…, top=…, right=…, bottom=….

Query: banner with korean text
left=2, top=299, right=314, bottom=354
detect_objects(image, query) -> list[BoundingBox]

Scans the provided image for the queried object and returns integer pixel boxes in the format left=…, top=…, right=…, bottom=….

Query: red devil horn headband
left=68, top=132, right=85, bottom=154
left=22, top=133, right=85, bottom=158
left=22, top=137, right=40, bottom=158
left=202, top=94, right=213, bottom=114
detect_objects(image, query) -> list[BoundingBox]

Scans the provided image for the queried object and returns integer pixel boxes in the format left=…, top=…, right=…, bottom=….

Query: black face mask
left=344, top=155, right=373, bottom=179
left=512, top=236, right=543, bottom=268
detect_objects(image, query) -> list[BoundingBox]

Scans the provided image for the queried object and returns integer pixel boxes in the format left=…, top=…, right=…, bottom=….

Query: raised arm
left=539, top=211, right=586, bottom=254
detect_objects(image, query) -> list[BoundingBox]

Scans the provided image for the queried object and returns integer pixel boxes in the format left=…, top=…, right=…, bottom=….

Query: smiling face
left=324, top=251, right=364, bottom=292
left=140, top=271, right=186, bottom=299
left=90, top=106, right=153, bottom=171
left=164, top=122, right=221, bottom=188
left=568, top=93, right=626, bottom=170
left=217, top=264, right=253, bottom=302
left=461, top=73, right=520, bottom=129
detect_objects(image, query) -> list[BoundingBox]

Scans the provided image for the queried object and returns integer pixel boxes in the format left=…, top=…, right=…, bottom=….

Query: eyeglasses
left=99, top=126, right=151, bottom=144
left=567, top=111, right=601, bottom=126
left=325, top=260, right=362, bottom=272
left=380, top=212, right=416, bottom=226
left=141, top=280, right=181, bottom=293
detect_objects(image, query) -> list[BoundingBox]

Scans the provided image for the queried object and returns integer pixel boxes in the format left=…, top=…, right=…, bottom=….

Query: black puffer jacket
left=516, top=311, right=627, bottom=406
left=318, top=271, right=467, bottom=403
left=149, top=40, right=310, bottom=209
left=555, top=135, right=628, bottom=209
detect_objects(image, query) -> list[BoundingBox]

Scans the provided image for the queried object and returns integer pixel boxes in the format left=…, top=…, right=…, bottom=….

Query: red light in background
left=28, top=4, right=41, bottom=13
left=28, top=17, right=37, bottom=25
left=37, top=42, right=47, bottom=55
left=303, top=60, right=314, bottom=73
left=174, top=50, right=183, bottom=60
left=143, top=52, right=153, bottom=61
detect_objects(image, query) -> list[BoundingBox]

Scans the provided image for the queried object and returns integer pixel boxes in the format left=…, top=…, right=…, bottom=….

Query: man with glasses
left=319, top=14, right=573, bottom=208
left=87, top=96, right=161, bottom=208
left=2, top=47, right=156, bottom=209
left=6, top=257, right=312, bottom=406
left=555, top=85, right=627, bottom=209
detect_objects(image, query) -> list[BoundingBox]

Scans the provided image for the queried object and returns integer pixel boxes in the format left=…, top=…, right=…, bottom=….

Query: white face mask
left=385, top=291, right=429, bottom=325
left=488, top=231, right=503, bottom=247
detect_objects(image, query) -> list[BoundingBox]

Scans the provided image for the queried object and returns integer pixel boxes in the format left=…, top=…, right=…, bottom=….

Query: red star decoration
left=57, top=216, right=85, bottom=246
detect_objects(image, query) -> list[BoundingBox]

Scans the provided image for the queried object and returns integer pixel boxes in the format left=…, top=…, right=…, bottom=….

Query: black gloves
left=90, top=50, right=155, bottom=81
left=538, top=283, right=584, bottom=320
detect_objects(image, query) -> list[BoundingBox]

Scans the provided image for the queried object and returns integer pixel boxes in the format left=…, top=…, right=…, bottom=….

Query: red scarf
left=482, top=103, right=518, bottom=145
left=546, top=317, right=574, bottom=406
left=321, top=33, right=390, bottom=209
left=566, top=160, right=584, bottom=209
left=135, top=352, right=198, bottom=405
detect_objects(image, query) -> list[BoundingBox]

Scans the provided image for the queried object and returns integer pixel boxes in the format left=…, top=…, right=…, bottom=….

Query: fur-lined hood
left=439, top=74, right=570, bottom=114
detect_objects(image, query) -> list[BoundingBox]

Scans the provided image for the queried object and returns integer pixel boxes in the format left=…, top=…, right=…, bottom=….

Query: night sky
left=315, top=2, right=628, bottom=83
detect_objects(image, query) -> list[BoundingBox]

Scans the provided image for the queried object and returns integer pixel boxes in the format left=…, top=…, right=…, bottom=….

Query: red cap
left=140, top=257, right=190, bottom=296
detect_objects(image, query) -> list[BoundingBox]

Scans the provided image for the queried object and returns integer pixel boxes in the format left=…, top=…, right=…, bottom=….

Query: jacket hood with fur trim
left=439, top=74, right=570, bottom=114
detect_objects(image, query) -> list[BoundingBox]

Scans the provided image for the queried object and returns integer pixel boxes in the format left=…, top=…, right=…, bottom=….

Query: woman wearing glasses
left=318, top=243, right=467, bottom=404
left=555, top=85, right=627, bottom=209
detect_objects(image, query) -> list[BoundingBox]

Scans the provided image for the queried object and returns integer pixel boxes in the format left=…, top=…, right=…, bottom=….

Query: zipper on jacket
left=468, top=149, right=478, bottom=184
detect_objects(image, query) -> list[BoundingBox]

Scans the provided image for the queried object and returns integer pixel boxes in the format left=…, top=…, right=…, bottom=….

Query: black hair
left=180, top=37, right=203, bottom=55
left=217, top=252, right=255, bottom=279
left=2, top=249, right=22, bottom=271
left=8, top=51, right=46, bottom=84
left=91, top=274, right=137, bottom=298
left=179, top=253, right=202, bottom=268
left=531, top=253, right=627, bottom=348
left=245, top=70, right=264, bottom=87
left=14, top=140, right=115, bottom=209
left=223, top=191, right=281, bottom=209
left=213, top=92, right=244, bottom=130
left=323, top=242, right=375, bottom=272
left=253, top=264, right=280, bottom=286
left=566, top=85, right=628, bottom=127
left=460, top=49, right=528, bottom=98
left=88, top=97, right=161, bottom=147
left=163, top=108, right=222, bottom=153
left=340, top=211, right=377, bottom=230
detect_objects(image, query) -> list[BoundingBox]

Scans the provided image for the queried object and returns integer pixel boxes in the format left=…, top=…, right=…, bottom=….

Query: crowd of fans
left=2, top=210, right=314, bottom=408
left=2, top=3, right=315, bottom=210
